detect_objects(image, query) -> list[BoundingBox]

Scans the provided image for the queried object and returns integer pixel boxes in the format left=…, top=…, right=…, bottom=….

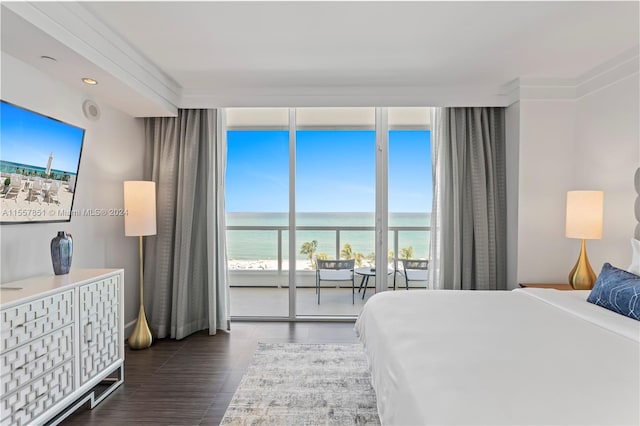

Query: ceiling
left=1, top=1, right=639, bottom=116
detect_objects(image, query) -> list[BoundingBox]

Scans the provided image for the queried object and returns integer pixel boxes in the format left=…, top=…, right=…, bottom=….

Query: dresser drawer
left=1, top=291, right=74, bottom=353
left=1, top=360, right=74, bottom=426
left=1, top=325, right=74, bottom=395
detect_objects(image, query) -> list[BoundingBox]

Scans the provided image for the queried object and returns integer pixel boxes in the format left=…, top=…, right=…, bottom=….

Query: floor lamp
left=566, top=191, right=604, bottom=290
left=124, top=181, right=157, bottom=350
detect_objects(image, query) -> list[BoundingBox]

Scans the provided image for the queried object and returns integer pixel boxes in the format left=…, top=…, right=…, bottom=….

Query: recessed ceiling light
left=82, top=78, right=98, bottom=85
left=40, top=55, right=57, bottom=62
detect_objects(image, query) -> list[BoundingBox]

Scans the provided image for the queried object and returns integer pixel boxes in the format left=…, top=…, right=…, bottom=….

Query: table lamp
left=565, top=190, right=603, bottom=290
left=124, top=181, right=157, bottom=349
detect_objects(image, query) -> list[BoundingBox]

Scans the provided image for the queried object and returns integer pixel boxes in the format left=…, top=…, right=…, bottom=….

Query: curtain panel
left=429, top=107, right=507, bottom=291
left=143, top=109, right=230, bottom=340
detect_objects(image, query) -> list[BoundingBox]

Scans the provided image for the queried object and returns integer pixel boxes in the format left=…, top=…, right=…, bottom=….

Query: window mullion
left=288, top=108, right=297, bottom=319
left=375, top=108, right=389, bottom=292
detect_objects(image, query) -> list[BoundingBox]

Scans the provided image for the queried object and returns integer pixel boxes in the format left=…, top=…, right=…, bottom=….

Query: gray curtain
left=429, top=107, right=507, bottom=290
left=143, top=109, right=230, bottom=339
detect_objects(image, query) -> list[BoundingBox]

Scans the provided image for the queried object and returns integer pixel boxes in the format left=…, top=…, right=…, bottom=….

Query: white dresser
left=0, top=269, right=124, bottom=426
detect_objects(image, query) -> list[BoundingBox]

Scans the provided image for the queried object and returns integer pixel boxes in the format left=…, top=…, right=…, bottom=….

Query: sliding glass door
left=388, top=108, right=432, bottom=290
left=225, top=107, right=432, bottom=319
left=295, top=108, right=376, bottom=316
left=225, top=109, right=290, bottom=317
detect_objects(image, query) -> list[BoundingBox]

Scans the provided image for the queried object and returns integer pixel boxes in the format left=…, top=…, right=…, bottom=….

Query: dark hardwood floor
left=63, top=321, right=359, bottom=425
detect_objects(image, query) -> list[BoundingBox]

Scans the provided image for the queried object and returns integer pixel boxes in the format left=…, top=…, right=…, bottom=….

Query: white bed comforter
left=355, top=289, right=640, bottom=426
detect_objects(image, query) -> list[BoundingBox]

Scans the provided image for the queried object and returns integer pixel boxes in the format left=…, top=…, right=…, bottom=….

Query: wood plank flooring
left=63, top=322, right=359, bottom=425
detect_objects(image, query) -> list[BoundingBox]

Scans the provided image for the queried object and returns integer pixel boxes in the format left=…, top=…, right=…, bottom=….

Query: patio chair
left=43, top=181, right=61, bottom=204
left=316, top=259, right=355, bottom=304
left=3, top=176, right=22, bottom=202
left=26, top=179, right=43, bottom=203
left=395, top=259, right=429, bottom=290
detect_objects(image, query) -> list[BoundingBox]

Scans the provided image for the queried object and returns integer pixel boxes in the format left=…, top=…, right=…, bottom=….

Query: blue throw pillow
left=587, top=263, right=640, bottom=321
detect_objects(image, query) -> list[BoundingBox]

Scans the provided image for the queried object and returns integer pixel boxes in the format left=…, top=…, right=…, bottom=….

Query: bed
left=355, top=285, right=640, bottom=425
left=357, top=169, right=640, bottom=425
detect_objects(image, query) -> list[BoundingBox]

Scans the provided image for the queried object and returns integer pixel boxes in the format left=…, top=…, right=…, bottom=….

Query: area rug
left=220, top=342, right=381, bottom=425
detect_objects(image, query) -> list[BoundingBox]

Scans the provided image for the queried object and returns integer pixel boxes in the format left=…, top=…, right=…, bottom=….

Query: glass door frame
left=228, top=107, right=390, bottom=321
left=374, top=107, right=389, bottom=295
left=291, top=108, right=387, bottom=320
left=288, top=108, right=297, bottom=319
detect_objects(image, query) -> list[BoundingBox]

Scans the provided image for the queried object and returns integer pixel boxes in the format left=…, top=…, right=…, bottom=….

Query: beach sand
left=1, top=180, right=75, bottom=222
left=228, top=259, right=315, bottom=271
left=228, top=258, right=378, bottom=271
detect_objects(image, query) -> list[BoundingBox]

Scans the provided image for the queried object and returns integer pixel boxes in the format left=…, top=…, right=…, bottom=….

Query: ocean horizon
left=0, top=160, right=76, bottom=177
left=226, top=211, right=431, bottom=262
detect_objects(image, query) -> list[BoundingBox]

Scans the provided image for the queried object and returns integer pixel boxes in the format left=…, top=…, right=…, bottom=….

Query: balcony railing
left=226, top=224, right=431, bottom=272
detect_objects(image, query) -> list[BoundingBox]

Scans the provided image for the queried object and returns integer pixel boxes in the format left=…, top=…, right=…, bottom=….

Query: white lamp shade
left=124, top=181, right=157, bottom=236
left=566, top=191, right=603, bottom=240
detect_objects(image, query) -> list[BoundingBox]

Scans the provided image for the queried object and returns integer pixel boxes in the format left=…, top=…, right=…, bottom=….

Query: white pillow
left=629, top=238, right=640, bottom=276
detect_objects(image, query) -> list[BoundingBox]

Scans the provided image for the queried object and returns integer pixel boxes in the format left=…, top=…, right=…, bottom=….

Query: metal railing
left=226, top=224, right=431, bottom=272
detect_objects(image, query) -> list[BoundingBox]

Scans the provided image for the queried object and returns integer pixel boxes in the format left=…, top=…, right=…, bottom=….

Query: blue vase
left=51, top=231, right=73, bottom=275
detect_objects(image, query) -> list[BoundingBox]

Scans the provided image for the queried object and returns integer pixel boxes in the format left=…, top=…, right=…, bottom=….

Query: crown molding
left=500, top=79, right=521, bottom=105
left=180, top=85, right=513, bottom=108
left=4, top=2, right=636, bottom=113
left=3, top=2, right=180, bottom=116
left=509, top=46, right=639, bottom=103
left=575, top=46, right=639, bottom=99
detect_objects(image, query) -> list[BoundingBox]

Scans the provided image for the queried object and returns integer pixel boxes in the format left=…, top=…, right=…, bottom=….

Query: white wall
left=516, top=100, right=578, bottom=285
left=0, top=53, right=145, bottom=330
left=515, top=74, right=639, bottom=285
left=573, top=74, right=639, bottom=272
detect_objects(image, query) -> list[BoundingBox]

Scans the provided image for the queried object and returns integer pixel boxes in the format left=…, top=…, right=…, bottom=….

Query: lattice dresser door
left=78, top=275, right=120, bottom=385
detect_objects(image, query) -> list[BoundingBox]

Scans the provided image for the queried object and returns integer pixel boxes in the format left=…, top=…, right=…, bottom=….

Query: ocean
left=226, top=212, right=431, bottom=261
left=0, top=160, right=76, bottom=179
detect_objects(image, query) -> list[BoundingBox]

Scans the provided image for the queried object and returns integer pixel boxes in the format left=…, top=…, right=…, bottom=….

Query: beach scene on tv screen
left=1, top=101, right=84, bottom=223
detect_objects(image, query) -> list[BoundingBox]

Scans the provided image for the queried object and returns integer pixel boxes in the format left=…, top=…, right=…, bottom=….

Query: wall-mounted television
left=1, top=100, right=86, bottom=224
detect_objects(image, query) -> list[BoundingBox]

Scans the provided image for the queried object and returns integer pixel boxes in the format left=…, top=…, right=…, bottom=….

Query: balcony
left=227, top=222, right=430, bottom=317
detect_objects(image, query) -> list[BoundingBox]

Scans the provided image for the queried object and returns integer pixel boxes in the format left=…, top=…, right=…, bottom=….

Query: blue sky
left=1, top=101, right=85, bottom=173
left=226, top=129, right=432, bottom=212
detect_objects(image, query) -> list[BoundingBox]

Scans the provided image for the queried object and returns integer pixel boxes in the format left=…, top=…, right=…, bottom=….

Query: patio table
left=355, top=267, right=393, bottom=299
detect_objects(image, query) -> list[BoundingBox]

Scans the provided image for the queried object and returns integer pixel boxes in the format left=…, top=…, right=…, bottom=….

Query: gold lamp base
left=128, top=305, right=152, bottom=350
left=568, top=239, right=597, bottom=290
left=128, top=235, right=153, bottom=350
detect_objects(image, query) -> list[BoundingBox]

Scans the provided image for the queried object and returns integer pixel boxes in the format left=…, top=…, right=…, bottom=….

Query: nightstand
left=519, top=283, right=573, bottom=290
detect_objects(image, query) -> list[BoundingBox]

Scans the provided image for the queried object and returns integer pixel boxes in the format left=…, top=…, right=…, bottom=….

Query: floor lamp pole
left=128, top=235, right=153, bottom=350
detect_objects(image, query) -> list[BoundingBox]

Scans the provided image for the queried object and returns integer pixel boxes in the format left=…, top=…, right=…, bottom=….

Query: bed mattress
left=355, top=289, right=640, bottom=425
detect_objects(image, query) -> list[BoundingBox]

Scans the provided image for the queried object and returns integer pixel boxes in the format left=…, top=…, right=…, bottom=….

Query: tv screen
left=1, top=100, right=86, bottom=224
